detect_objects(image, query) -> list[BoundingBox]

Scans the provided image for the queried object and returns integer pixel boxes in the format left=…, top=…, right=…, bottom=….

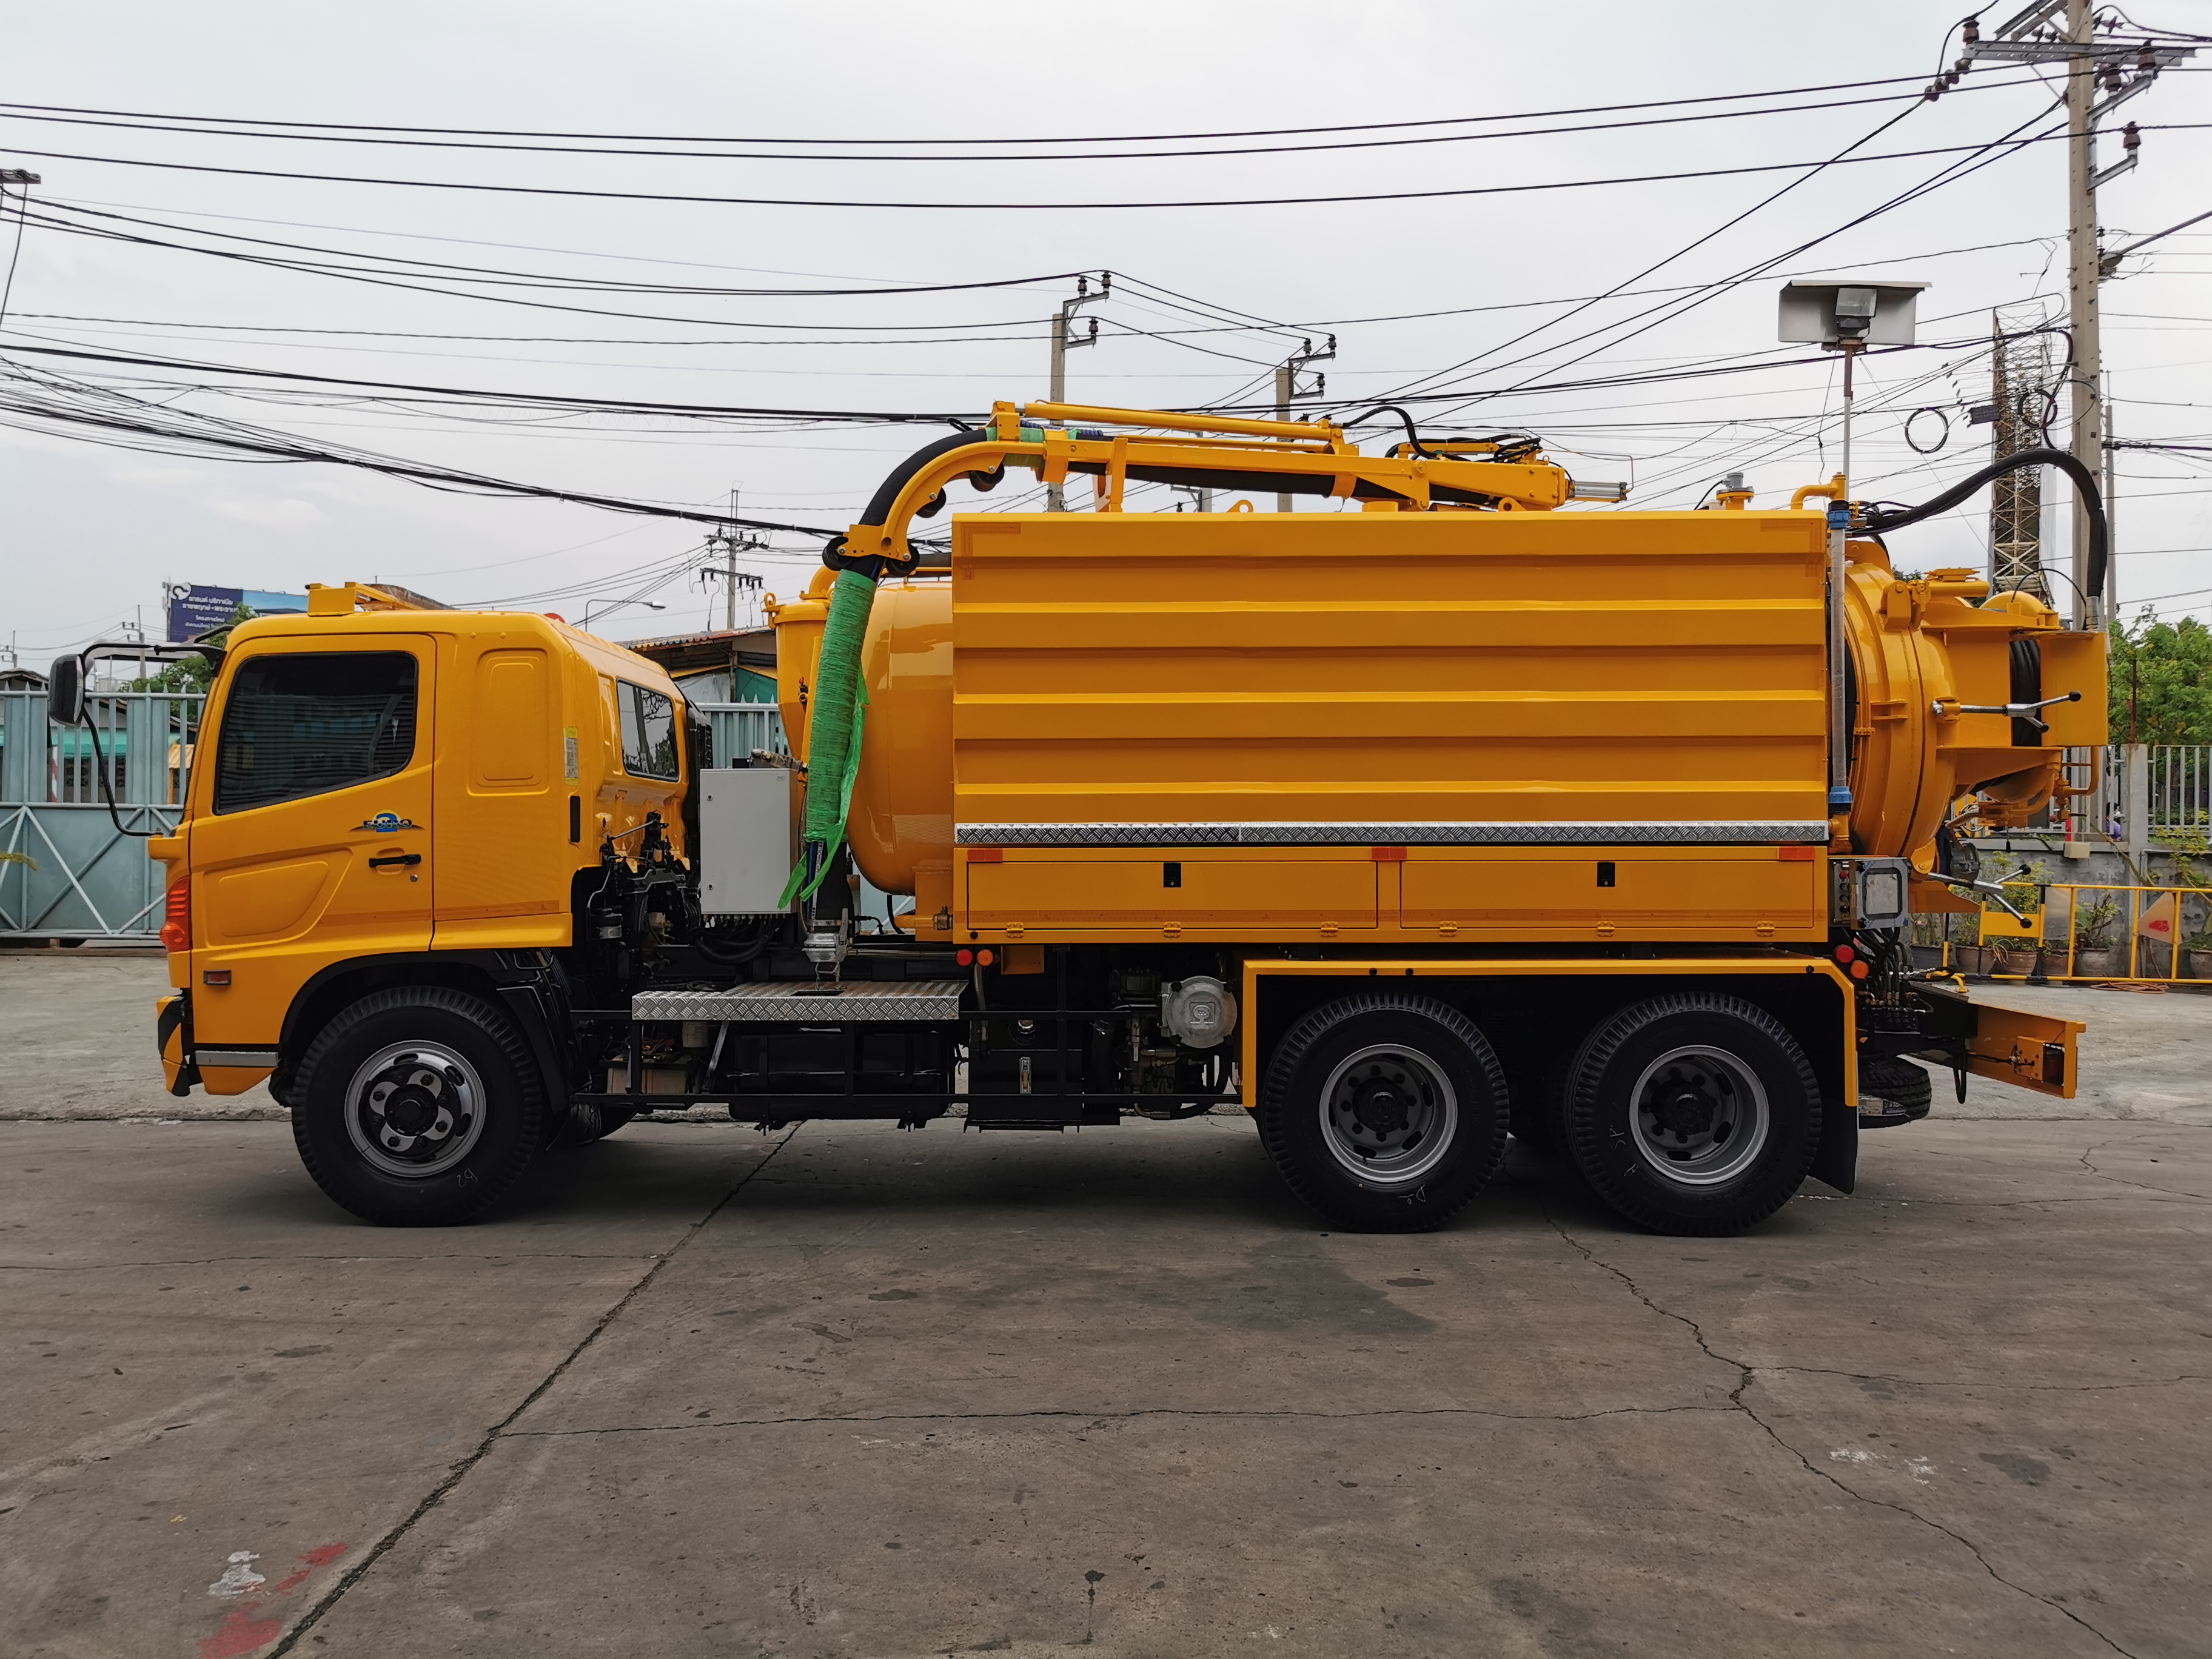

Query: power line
left=1392, top=98, right=2074, bottom=427
left=6, top=128, right=2191, bottom=212
left=0, top=233, right=2066, bottom=351
left=19, top=202, right=1088, bottom=305
left=0, top=70, right=2056, bottom=149
left=0, top=76, right=2062, bottom=166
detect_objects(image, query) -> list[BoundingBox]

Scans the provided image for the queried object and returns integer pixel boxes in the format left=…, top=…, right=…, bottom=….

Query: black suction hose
left=1861, top=446, right=2107, bottom=606
left=1341, top=404, right=1429, bottom=457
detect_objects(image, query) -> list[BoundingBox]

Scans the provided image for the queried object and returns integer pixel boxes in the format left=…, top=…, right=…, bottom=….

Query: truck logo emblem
left=356, top=813, right=419, bottom=834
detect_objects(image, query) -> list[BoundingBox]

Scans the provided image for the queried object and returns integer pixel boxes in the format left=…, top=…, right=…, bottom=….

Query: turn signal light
left=159, top=878, right=189, bottom=952
left=977, top=948, right=996, bottom=967
left=1849, top=960, right=1871, bottom=980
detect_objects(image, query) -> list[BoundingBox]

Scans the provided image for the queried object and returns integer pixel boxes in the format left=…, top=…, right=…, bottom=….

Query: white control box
left=699, top=768, right=796, bottom=915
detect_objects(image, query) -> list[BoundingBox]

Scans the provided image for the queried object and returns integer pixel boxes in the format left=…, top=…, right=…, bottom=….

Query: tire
left=1858, top=1056, right=1932, bottom=1129
left=290, top=987, right=547, bottom=1226
left=1259, top=993, right=1509, bottom=1233
left=1562, top=993, right=1821, bottom=1236
left=554, top=1103, right=636, bottom=1148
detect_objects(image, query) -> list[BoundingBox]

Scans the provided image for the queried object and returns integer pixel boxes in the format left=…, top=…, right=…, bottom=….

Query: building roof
left=618, top=626, right=777, bottom=676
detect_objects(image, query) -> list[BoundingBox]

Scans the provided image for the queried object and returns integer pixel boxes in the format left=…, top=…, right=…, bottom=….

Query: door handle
left=367, top=852, right=423, bottom=870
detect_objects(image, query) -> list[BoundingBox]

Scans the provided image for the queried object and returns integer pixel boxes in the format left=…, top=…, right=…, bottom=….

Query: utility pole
left=703, top=489, right=765, bottom=631
left=1047, top=274, right=1108, bottom=511
left=2102, top=370, right=2117, bottom=620
left=1272, top=335, right=1335, bottom=512
left=2064, top=0, right=2103, bottom=629
left=1968, top=2, right=2193, bottom=627
left=0, top=168, right=39, bottom=327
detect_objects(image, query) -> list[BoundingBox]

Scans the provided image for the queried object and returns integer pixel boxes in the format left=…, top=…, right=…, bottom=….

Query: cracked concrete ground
left=4, top=1107, right=2208, bottom=1658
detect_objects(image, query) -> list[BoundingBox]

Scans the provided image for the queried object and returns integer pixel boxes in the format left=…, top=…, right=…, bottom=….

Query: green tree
left=127, top=603, right=254, bottom=695
left=2108, top=610, right=2212, bottom=745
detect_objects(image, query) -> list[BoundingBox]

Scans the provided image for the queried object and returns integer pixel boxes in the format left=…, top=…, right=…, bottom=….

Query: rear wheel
left=1563, top=993, right=1820, bottom=1236
left=291, top=988, right=546, bottom=1225
left=553, top=1102, right=636, bottom=1148
left=1259, top=994, right=1509, bottom=1233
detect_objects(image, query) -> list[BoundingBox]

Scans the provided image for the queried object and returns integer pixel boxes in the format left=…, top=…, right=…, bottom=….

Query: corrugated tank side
left=950, top=509, right=1829, bottom=839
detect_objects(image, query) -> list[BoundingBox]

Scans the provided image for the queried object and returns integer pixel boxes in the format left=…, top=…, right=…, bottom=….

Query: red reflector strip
left=1370, top=845, right=1408, bottom=862
left=1778, top=845, right=1817, bottom=862
left=967, top=847, right=1004, bottom=863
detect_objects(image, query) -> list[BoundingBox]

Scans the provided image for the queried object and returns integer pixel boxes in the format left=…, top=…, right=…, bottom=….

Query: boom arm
left=835, top=401, right=1586, bottom=571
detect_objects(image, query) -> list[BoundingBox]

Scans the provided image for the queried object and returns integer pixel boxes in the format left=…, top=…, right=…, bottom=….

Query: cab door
left=187, top=635, right=435, bottom=1052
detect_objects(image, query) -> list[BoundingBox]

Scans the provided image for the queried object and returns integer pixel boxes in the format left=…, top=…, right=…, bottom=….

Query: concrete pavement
left=4, top=1110, right=2208, bottom=1657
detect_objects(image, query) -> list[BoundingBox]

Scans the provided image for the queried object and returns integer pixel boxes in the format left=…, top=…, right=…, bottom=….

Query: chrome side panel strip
left=955, top=822, right=1829, bottom=848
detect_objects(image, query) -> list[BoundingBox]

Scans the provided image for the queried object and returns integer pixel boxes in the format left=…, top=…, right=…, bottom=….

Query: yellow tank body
left=793, top=502, right=2103, bottom=949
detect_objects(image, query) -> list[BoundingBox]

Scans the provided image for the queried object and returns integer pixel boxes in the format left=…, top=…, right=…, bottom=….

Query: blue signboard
left=165, top=585, right=309, bottom=642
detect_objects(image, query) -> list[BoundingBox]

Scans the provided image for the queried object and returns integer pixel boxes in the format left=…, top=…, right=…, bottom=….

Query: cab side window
left=618, top=680, right=679, bottom=780
left=213, top=652, right=419, bottom=814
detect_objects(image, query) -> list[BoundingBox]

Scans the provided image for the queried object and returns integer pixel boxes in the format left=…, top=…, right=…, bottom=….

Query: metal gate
left=1, top=691, right=199, bottom=942
left=0, top=694, right=789, bottom=942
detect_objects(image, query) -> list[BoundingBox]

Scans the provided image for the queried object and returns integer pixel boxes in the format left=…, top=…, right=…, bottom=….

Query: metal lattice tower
left=1988, top=306, right=2056, bottom=600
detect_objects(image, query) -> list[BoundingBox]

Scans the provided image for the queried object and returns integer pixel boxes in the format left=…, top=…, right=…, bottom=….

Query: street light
left=581, top=598, right=665, bottom=633
left=1777, top=276, right=1927, bottom=825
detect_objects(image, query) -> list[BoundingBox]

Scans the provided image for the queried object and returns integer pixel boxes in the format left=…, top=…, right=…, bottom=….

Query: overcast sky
left=2, top=0, right=2207, bottom=660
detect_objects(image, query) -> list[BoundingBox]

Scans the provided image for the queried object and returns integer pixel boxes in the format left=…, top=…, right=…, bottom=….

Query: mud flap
left=1810, top=1090, right=1857, bottom=1195
left=155, top=992, right=199, bottom=1097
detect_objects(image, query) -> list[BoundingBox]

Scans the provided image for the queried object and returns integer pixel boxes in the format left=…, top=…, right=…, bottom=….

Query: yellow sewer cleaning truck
left=56, top=400, right=2106, bottom=1233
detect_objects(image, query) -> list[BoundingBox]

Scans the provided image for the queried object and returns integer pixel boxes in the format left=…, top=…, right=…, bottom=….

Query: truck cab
left=147, top=583, right=689, bottom=1219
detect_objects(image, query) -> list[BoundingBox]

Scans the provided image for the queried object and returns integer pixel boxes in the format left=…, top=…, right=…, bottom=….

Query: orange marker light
left=1849, top=960, right=1871, bottom=980
left=977, top=948, right=996, bottom=967
left=159, top=879, right=190, bottom=953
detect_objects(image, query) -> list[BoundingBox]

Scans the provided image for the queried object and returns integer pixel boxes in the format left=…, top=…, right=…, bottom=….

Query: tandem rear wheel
left=290, top=987, right=548, bottom=1226
left=1559, top=993, right=1822, bottom=1236
left=1259, top=993, right=1510, bottom=1233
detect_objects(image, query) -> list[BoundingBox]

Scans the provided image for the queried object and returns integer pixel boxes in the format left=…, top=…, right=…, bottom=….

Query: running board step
left=965, top=1103, right=1122, bottom=1131
left=632, top=980, right=965, bottom=1022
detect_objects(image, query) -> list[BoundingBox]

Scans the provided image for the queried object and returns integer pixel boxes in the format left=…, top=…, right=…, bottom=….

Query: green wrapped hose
left=779, top=567, right=876, bottom=908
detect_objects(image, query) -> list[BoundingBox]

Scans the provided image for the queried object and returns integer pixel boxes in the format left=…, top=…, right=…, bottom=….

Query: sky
left=2, top=0, right=2208, bottom=664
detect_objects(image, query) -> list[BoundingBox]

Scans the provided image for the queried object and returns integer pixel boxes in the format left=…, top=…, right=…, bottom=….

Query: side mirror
left=47, top=655, right=84, bottom=726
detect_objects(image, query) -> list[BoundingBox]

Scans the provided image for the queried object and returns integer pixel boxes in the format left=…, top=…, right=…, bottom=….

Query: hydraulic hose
left=778, top=566, right=875, bottom=910
left=1861, top=446, right=2107, bottom=605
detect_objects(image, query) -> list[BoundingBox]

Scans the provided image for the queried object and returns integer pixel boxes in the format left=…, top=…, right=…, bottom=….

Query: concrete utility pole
left=703, top=489, right=765, bottom=630
left=1046, top=275, right=1108, bottom=511
left=1272, top=336, right=1335, bottom=512
left=2064, top=0, right=2103, bottom=629
left=2102, top=370, right=2117, bottom=619
left=1968, top=2, right=2193, bottom=626
left=0, top=168, right=39, bottom=327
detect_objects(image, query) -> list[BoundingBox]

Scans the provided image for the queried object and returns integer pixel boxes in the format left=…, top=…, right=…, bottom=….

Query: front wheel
left=1259, top=994, right=1509, bottom=1233
left=1562, top=993, right=1820, bottom=1236
left=291, top=988, right=546, bottom=1225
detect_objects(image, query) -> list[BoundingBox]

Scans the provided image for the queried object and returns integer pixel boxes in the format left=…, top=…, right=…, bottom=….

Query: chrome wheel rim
left=1319, top=1044, right=1458, bottom=1185
left=1628, top=1045, right=1769, bottom=1187
left=345, top=1041, right=486, bottom=1179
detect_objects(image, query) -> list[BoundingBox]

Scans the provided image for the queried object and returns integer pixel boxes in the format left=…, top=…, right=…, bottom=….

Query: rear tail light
left=160, top=877, right=190, bottom=952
